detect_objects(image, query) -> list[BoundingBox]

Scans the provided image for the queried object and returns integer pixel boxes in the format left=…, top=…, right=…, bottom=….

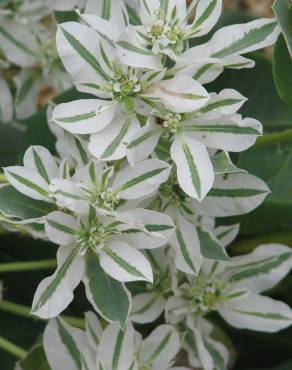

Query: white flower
left=165, top=244, right=292, bottom=369
left=128, top=88, right=263, bottom=199
left=44, top=313, right=185, bottom=370
left=0, top=4, right=71, bottom=120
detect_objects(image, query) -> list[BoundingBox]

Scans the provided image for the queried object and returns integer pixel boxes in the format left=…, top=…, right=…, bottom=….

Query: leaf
left=16, top=344, right=50, bottom=370
left=197, top=226, right=230, bottom=261
left=4, top=166, right=50, bottom=201
left=170, top=134, right=214, bottom=200
left=131, top=292, right=165, bottom=324
left=170, top=214, right=203, bottom=275
left=138, top=325, right=180, bottom=368
left=100, top=241, right=153, bottom=283
left=0, top=185, right=54, bottom=220
left=31, top=245, right=83, bottom=319
left=273, top=0, right=292, bottom=57
left=83, top=253, right=131, bottom=326
left=273, top=35, right=292, bottom=107
left=98, top=322, right=135, bottom=370
left=112, top=159, right=171, bottom=200
left=219, top=292, right=292, bottom=333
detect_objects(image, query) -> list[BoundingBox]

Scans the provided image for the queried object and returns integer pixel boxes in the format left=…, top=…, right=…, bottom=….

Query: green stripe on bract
left=61, top=28, right=110, bottom=80
left=160, top=0, right=169, bottom=13
left=0, top=24, right=37, bottom=56
left=142, top=0, right=151, bottom=15
left=193, top=63, right=214, bottom=80
left=147, top=330, right=172, bottom=363
left=230, top=309, right=292, bottom=320
left=112, top=328, right=125, bottom=370
left=182, top=143, right=201, bottom=198
left=7, top=171, right=48, bottom=197
left=199, top=99, right=243, bottom=114
left=101, top=116, right=132, bottom=158
left=176, top=228, right=197, bottom=273
left=208, top=188, right=267, bottom=197
left=190, top=0, right=217, bottom=33
left=125, top=4, right=141, bottom=25
left=204, top=338, right=226, bottom=368
left=89, top=162, right=97, bottom=184
left=102, top=0, right=111, bottom=19
left=145, top=224, right=173, bottom=232
left=99, top=42, right=112, bottom=69
left=132, top=294, right=158, bottom=315
left=179, top=93, right=207, bottom=100
left=16, top=72, right=39, bottom=105
left=117, top=41, right=153, bottom=56
left=118, top=167, right=167, bottom=192
left=128, top=128, right=161, bottom=149
left=212, top=22, right=277, bottom=58
left=104, top=247, right=147, bottom=279
left=55, top=190, right=81, bottom=200
left=32, top=148, right=50, bottom=183
left=32, top=248, right=78, bottom=312
left=46, top=218, right=77, bottom=235
left=57, top=111, right=96, bottom=123
left=230, top=253, right=292, bottom=282
left=75, top=138, right=88, bottom=164
left=87, top=320, right=100, bottom=346
left=79, top=82, right=102, bottom=91
left=57, top=319, right=82, bottom=369
left=184, top=124, right=259, bottom=134
left=223, top=290, right=247, bottom=300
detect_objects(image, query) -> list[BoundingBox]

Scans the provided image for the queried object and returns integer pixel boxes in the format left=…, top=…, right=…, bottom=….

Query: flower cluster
left=3, top=1, right=292, bottom=370
left=0, top=0, right=72, bottom=122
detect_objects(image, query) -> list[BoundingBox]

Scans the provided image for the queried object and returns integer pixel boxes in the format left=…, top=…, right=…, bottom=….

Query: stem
left=0, top=336, right=27, bottom=359
left=0, top=300, right=85, bottom=329
left=230, top=231, right=292, bottom=255
left=0, top=259, right=57, bottom=273
left=0, top=173, right=7, bottom=184
left=256, top=128, right=292, bottom=147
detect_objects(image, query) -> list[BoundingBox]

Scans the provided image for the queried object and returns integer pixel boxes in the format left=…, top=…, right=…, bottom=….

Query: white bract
left=0, top=0, right=71, bottom=120
left=0, top=3, right=290, bottom=370
left=166, top=244, right=292, bottom=369
left=44, top=313, right=186, bottom=370
left=50, top=0, right=279, bottom=200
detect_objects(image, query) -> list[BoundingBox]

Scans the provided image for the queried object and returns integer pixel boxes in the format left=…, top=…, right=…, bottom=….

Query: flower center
left=185, top=276, right=226, bottom=316
left=77, top=221, right=109, bottom=252
left=105, top=65, right=146, bottom=102
left=91, top=188, right=120, bottom=211
left=159, top=170, right=186, bottom=205
left=162, top=112, right=182, bottom=133
left=147, top=7, right=184, bottom=52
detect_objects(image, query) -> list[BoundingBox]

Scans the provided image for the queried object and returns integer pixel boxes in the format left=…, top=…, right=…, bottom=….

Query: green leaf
left=197, top=227, right=230, bottom=261
left=32, top=247, right=79, bottom=314
left=84, top=254, right=131, bottom=326
left=273, top=35, right=292, bottom=107
left=17, top=344, right=50, bottom=370
left=208, top=53, right=292, bottom=130
left=0, top=185, right=54, bottom=220
left=273, top=0, right=292, bottom=57
left=212, top=152, right=244, bottom=175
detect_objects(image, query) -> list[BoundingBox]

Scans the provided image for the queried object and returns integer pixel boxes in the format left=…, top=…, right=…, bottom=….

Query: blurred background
left=0, top=1, right=292, bottom=369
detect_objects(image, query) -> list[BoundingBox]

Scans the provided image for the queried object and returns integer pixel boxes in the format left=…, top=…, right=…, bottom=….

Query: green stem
left=0, top=336, right=27, bottom=359
left=256, top=128, right=292, bottom=147
left=0, top=259, right=57, bottom=273
left=0, top=173, right=7, bottom=184
left=0, top=300, right=85, bottom=329
left=230, top=231, right=292, bottom=255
